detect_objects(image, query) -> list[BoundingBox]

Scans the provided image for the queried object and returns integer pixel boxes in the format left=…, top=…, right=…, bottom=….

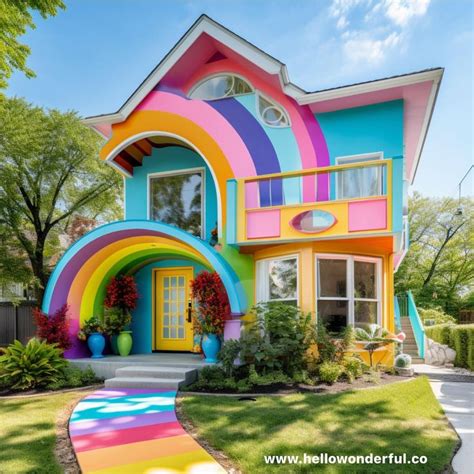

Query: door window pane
left=354, top=301, right=378, bottom=328
left=318, top=300, right=348, bottom=334
left=150, top=171, right=203, bottom=237
left=268, top=258, right=297, bottom=301
left=354, top=261, right=376, bottom=299
left=318, top=259, right=347, bottom=297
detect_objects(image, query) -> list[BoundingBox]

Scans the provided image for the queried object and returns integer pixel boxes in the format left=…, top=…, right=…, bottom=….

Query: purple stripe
left=208, top=98, right=283, bottom=206
left=49, top=230, right=160, bottom=313
left=299, top=105, right=330, bottom=201
left=69, top=411, right=178, bottom=436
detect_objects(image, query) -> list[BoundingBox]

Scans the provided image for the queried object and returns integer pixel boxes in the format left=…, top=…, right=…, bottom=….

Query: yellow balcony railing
left=227, top=160, right=393, bottom=245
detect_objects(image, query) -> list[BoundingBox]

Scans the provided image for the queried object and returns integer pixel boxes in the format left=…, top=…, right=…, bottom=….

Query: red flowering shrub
left=104, top=275, right=139, bottom=312
left=191, top=271, right=230, bottom=335
left=33, top=304, right=72, bottom=351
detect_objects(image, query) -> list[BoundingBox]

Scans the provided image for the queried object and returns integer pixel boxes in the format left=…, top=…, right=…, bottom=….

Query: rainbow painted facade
left=43, top=16, right=442, bottom=361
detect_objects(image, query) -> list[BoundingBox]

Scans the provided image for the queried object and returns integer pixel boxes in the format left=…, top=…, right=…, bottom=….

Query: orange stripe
left=76, top=434, right=202, bottom=472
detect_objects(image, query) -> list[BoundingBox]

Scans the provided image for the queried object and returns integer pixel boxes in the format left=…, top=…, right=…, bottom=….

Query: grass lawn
left=0, top=391, right=87, bottom=474
left=181, top=377, right=458, bottom=473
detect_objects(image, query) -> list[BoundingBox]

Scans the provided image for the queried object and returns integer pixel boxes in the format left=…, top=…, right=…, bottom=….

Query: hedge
left=425, top=323, right=474, bottom=370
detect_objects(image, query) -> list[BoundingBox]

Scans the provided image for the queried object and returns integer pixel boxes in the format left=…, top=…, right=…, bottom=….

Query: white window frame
left=256, top=91, right=291, bottom=128
left=335, top=152, right=384, bottom=200
left=315, top=254, right=382, bottom=328
left=256, top=254, right=299, bottom=305
left=188, top=73, right=254, bottom=100
left=147, top=167, right=206, bottom=239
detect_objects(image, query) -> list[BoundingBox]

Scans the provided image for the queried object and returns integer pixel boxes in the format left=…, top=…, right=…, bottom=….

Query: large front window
left=149, top=169, right=204, bottom=238
left=316, top=255, right=381, bottom=333
left=256, top=256, right=298, bottom=306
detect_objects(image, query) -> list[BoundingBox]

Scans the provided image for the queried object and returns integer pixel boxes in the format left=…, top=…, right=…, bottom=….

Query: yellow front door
left=155, top=268, right=194, bottom=351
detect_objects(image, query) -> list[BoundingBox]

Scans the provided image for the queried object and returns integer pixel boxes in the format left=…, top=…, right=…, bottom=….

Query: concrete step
left=115, top=365, right=197, bottom=384
left=104, top=376, right=185, bottom=389
left=411, top=358, right=424, bottom=364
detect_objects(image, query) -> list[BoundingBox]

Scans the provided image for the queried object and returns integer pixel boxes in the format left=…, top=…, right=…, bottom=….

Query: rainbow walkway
left=69, top=388, right=225, bottom=473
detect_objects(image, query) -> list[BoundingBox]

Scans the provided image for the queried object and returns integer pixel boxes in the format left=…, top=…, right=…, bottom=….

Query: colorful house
left=42, top=15, right=442, bottom=362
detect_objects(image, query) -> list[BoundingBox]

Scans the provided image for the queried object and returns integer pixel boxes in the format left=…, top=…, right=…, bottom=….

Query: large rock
left=425, top=337, right=456, bottom=366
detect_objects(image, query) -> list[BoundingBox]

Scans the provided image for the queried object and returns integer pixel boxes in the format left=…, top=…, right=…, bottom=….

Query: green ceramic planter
left=117, top=331, right=132, bottom=356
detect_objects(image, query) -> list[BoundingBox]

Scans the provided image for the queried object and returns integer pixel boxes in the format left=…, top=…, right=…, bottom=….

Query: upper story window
left=188, top=74, right=253, bottom=100
left=149, top=169, right=204, bottom=238
left=256, top=255, right=298, bottom=306
left=336, top=153, right=384, bottom=200
left=257, top=93, right=290, bottom=128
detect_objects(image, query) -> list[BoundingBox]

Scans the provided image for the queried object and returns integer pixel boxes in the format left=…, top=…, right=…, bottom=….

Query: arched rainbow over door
left=42, top=220, right=247, bottom=358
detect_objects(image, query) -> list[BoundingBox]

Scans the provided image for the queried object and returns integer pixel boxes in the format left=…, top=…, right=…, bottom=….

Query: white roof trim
left=297, top=69, right=443, bottom=105
left=409, top=72, right=443, bottom=184
left=83, top=15, right=304, bottom=127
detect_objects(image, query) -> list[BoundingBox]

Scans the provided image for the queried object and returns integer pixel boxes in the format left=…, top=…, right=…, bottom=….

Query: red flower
left=104, top=275, right=139, bottom=312
left=190, top=271, right=230, bottom=335
left=33, top=304, right=72, bottom=351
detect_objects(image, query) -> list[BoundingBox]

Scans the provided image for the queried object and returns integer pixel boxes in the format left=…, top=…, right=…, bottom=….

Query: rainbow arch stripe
left=102, top=88, right=331, bottom=218
left=42, top=220, right=246, bottom=358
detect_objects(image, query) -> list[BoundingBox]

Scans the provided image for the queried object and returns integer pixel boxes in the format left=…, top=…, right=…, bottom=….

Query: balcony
left=227, top=159, right=395, bottom=245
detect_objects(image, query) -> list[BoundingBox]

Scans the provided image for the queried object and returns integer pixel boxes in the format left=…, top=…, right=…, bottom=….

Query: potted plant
left=104, top=307, right=132, bottom=355
left=190, top=271, right=230, bottom=363
left=104, top=275, right=138, bottom=357
left=77, top=316, right=106, bottom=358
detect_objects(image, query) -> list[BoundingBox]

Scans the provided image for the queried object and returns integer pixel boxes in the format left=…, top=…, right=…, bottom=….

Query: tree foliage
left=0, top=0, right=65, bottom=89
left=0, top=96, right=122, bottom=303
left=395, top=192, right=473, bottom=316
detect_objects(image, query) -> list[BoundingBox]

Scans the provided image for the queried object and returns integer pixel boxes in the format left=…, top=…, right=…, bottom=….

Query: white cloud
left=336, top=16, right=349, bottom=29
left=384, top=0, right=431, bottom=27
left=343, top=31, right=401, bottom=64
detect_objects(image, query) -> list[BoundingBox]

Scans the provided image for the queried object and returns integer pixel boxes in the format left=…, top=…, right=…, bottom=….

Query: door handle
left=187, top=300, right=192, bottom=323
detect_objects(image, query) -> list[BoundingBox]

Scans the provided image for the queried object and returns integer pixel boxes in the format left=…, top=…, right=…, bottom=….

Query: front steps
left=104, top=365, right=198, bottom=389
left=400, top=317, right=424, bottom=363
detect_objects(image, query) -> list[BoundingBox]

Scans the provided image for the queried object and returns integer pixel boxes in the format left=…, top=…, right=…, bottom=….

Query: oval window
left=290, top=210, right=337, bottom=234
left=189, top=75, right=252, bottom=100
left=258, top=94, right=289, bottom=127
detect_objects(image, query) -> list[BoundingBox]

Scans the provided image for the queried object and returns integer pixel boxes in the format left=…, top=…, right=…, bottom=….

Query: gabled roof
left=84, top=14, right=304, bottom=126
left=83, top=14, right=443, bottom=184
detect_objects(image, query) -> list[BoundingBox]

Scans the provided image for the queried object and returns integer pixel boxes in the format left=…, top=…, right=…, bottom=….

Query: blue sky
left=6, top=0, right=473, bottom=197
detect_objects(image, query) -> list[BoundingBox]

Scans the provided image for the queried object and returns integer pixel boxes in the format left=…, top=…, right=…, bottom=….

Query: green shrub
left=451, top=325, right=473, bottom=369
left=342, top=356, right=364, bottom=382
left=318, top=361, right=342, bottom=384
left=248, top=365, right=290, bottom=386
left=419, top=307, right=456, bottom=326
left=316, top=323, right=355, bottom=364
left=425, top=323, right=474, bottom=370
left=218, top=339, right=241, bottom=377
left=425, top=323, right=453, bottom=346
left=240, top=302, right=315, bottom=376
left=46, top=365, right=101, bottom=390
left=0, top=339, right=67, bottom=391
left=184, top=365, right=238, bottom=392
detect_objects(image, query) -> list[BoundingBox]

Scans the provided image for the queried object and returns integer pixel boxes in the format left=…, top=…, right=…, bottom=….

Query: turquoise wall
left=124, top=146, right=218, bottom=241
left=315, top=100, right=403, bottom=161
left=316, top=100, right=404, bottom=234
left=131, top=258, right=209, bottom=354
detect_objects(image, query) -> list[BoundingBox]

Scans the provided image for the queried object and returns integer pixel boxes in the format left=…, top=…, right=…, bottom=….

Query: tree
left=395, top=192, right=473, bottom=315
left=0, top=0, right=65, bottom=89
left=0, top=96, right=122, bottom=304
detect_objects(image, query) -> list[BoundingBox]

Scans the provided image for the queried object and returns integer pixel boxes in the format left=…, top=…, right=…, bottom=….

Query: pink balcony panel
left=246, top=209, right=281, bottom=239
left=245, top=181, right=259, bottom=208
left=348, top=199, right=387, bottom=232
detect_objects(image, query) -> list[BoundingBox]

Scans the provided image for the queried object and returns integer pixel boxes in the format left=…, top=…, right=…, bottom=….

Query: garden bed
left=182, top=371, right=409, bottom=396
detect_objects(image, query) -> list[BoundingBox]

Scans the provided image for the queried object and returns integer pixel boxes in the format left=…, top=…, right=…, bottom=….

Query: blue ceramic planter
left=88, top=332, right=105, bottom=358
left=202, top=334, right=221, bottom=363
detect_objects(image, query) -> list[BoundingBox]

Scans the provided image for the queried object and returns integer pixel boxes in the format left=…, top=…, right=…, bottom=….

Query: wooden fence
left=0, top=302, right=37, bottom=347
